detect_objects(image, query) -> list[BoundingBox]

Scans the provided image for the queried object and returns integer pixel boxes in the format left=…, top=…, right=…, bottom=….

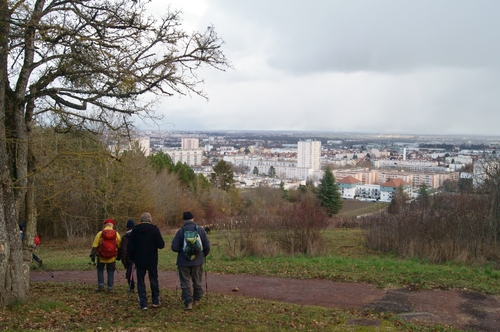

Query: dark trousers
left=178, top=265, right=204, bottom=305
left=32, top=254, right=42, bottom=265
left=136, top=266, right=160, bottom=308
left=97, top=261, right=115, bottom=290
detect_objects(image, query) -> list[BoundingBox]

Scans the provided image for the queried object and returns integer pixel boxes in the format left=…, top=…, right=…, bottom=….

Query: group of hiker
left=89, top=211, right=211, bottom=311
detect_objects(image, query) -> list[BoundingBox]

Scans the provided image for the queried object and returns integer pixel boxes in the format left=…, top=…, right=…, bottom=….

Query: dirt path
left=31, top=270, right=500, bottom=331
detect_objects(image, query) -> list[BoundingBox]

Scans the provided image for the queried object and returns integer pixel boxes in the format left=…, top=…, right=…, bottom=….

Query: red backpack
left=98, top=229, right=118, bottom=259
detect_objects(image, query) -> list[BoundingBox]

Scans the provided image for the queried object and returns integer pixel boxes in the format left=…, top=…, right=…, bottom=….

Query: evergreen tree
left=416, top=183, right=431, bottom=206
left=388, top=186, right=410, bottom=214
left=211, top=160, right=235, bottom=191
left=280, top=180, right=291, bottom=201
left=252, top=166, right=259, bottom=175
left=148, top=151, right=174, bottom=173
left=268, top=166, right=276, bottom=178
left=316, top=167, right=343, bottom=216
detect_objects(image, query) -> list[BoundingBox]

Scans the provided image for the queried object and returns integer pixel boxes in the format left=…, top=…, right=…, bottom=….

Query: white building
left=109, top=137, right=150, bottom=156
left=379, top=178, right=412, bottom=202
left=356, top=184, right=381, bottom=201
left=297, top=140, right=321, bottom=171
left=182, top=138, right=199, bottom=150
left=337, top=176, right=361, bottom=199
left=163, top=148, right=204, bottom=166
left=135, top=137, right=151, bottom=156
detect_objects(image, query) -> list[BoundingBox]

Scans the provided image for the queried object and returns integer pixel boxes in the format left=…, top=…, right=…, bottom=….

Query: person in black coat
left=128, top=213, right=165, bottom=310
left=119, top=219, right=135, bottom=291
left=171, top=211, right=210, bottom=310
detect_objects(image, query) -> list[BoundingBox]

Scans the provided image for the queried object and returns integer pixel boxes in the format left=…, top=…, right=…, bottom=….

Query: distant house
left=379, top=178, right=411, bottom=202
left=337, top=176, right=362, bottom=199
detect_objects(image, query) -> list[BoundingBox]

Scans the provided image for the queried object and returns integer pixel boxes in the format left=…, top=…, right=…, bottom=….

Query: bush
left=221, top=192, right=329, bottom=257
left=362, top=193, right=499, bottom=264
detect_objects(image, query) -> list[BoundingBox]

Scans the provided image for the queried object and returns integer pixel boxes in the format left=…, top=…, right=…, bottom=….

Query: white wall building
left=163, top=148, right=204, bottom=166
left=135, top=137, right=151, bottom=156
left=297, top=140, right=321, bottom=171
left=181, top=138, right=199, bottom=150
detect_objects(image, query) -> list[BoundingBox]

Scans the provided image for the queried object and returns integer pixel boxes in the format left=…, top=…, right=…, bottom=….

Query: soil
left=31, top=270, right=500, bottom=331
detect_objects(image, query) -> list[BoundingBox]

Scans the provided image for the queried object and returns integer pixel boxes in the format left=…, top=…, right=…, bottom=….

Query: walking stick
left=204, top=257, right=208, bottom=295
left=38, top=261, right=54, bottom=278
left=126, top=262, right=134, bottom=311
left=175, top=267, right=180, bottom=299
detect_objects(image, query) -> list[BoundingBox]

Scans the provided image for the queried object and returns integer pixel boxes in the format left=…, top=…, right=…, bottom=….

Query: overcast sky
left=139, top=0, right=500, bottom=136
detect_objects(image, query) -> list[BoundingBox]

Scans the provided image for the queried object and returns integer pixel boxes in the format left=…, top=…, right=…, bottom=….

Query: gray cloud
left=142, top=0, right=500, bottom=136
left=208, top=0, right=500, bottom=74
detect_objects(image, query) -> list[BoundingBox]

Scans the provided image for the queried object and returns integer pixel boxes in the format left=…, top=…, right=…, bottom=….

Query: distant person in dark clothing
left=119, top=219, right=135, bottom=291
left=171, top=211, right=211, bottom=310
left=128, top=213, right=165, bottom=310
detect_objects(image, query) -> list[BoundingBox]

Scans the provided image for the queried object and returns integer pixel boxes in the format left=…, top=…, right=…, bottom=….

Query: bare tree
left=0, top=0, right=228, bottom=306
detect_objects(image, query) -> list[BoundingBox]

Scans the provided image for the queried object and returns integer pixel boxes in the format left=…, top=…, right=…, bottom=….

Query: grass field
left=1, top=201, right=487, bottom=331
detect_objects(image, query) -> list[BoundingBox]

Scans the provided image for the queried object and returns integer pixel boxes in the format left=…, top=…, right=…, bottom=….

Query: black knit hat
left=183, top=211, right=194, bottom=220
left=126, top=219, right=135, bottom=229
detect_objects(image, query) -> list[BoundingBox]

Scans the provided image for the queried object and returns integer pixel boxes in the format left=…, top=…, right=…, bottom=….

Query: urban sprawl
left=121, top=131, right=497, bottom=203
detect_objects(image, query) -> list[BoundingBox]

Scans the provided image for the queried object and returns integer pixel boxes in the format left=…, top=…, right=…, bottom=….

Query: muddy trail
left=31, top=270, right=500, bottom=331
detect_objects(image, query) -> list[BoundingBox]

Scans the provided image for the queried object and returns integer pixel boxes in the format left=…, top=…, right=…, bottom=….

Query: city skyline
left=134, top=0, right=500, bottom=137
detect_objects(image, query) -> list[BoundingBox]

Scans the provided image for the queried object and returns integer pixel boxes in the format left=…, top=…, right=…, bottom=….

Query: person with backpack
left=171, top=211, right=211, bottom=310
left=127, top=212, right=165, bottom=310
left=20, top=222, right=43, bottom=267
left=89, top=219, right=122, bottom=292
left=119, top=219, right=135, bottom=291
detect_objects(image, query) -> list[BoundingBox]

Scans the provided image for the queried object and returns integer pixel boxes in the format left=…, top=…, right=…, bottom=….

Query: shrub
left=222, top=192, right=329, bottom=257
left=363, top=193, right=497, bottom=264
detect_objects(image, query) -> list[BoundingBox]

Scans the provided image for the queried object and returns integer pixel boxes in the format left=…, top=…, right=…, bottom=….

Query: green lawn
left=36, top=227, right=500, bottom=294
left=11, top=227, right=479, bottom=331
left=1, top=283, right=459, bottom=331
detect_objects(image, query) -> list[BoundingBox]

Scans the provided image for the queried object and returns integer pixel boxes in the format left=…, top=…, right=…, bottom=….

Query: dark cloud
left=211, top=0, right=500, bottom=74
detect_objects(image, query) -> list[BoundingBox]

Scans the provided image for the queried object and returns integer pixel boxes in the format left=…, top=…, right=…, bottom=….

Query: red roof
left=381, top=178, right=410, bottom=188
left=337, top=176, right=362, bottom=184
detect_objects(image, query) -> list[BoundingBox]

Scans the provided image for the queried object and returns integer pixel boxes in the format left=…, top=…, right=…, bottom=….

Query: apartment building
left=164, top=148, right=203, bottom=166
left=337, top=176, right=361, bottom=199
left=181, top=138, right=199, bottom=150
left=412, top=173, right=439, bottom=188
left=380, top=178, right=412, bottom=202
left=297, top=140, right=321, bottom=171
left=377, top=172, right=413, bottom=185
left=356, top=184, right=381, bottom=201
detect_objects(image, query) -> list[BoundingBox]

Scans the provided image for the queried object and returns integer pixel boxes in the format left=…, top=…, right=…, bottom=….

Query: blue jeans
left=136, top=266, right=160, bottom=308
left=97, top=261, right=115, bottom=290
left=178, top=265, right=204, bottom=305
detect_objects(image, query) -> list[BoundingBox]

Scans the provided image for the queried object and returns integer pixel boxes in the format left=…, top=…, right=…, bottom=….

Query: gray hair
left=140, top=212, right=152, bottom=223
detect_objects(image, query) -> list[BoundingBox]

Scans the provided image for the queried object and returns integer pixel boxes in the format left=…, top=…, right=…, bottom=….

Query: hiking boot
left=184, top=302, right=193, bottom=310
left=95, top=286, right=105, bottom=292
left=141, top=307, right=147, bottom=311
left=193, top=300, right=200, bottom=306
left=107, top=288, right=113, bottom=293
left=152, top=302, right=160, bottom=308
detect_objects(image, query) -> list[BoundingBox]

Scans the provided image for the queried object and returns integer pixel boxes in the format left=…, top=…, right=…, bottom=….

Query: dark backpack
left=182, top=225, right=203, bottom=260
left=98, top=229, right=118, bottom=259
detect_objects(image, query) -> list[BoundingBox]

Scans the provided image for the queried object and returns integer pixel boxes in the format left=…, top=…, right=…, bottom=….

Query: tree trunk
left=0, top=0, right=29, bottom=307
